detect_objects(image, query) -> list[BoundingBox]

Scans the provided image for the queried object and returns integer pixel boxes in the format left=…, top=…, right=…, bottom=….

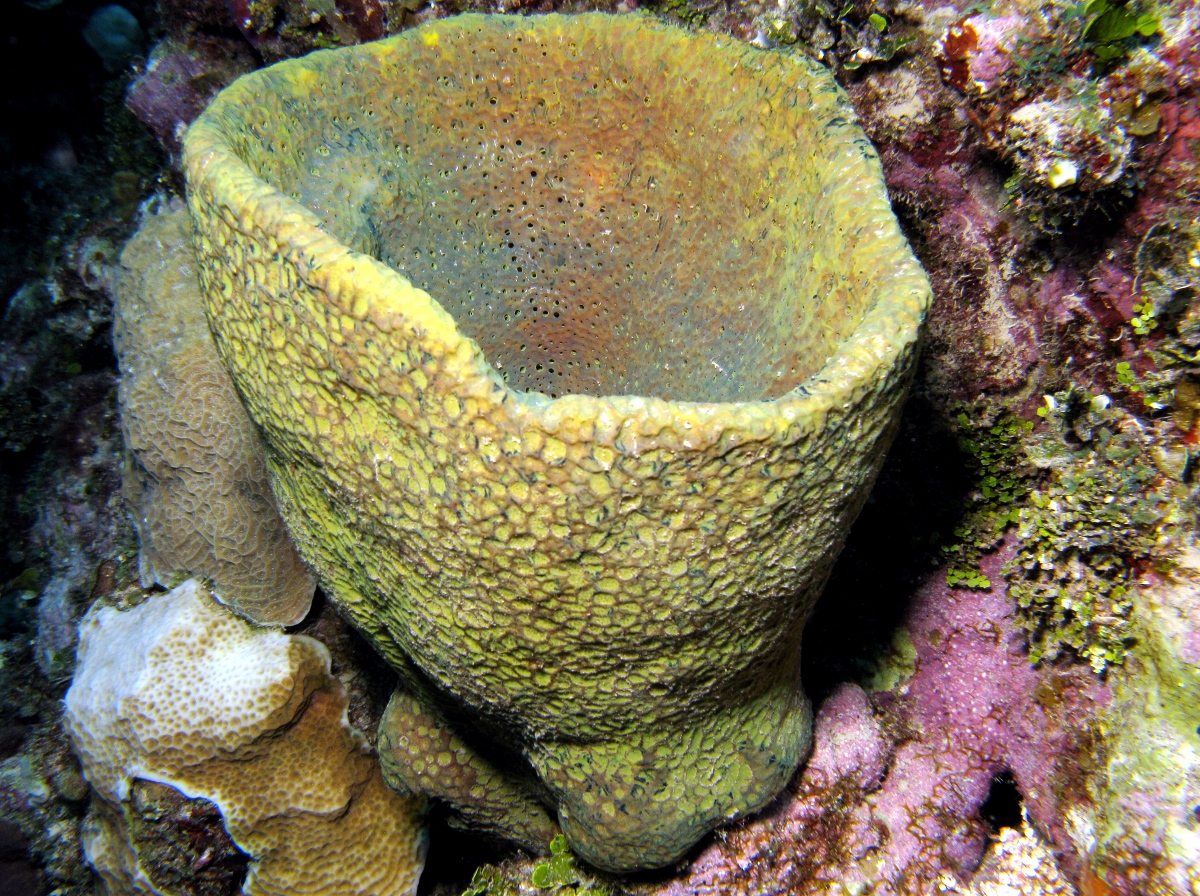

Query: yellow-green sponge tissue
left=183, top=12, right=930, bottom=871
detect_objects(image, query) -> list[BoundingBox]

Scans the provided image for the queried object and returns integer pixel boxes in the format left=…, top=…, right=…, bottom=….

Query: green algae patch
left=462, top=835, right=615, bottom=896
left=183, top=12, right=930, bottom=871
left=941, top=405, right=1037, bottom=592
left=1005, top=388, right=1179, bottom=672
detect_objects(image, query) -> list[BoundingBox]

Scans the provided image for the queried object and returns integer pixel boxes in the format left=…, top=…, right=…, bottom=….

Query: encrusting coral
left=182, top=12, right=930, bottom=871
left=63, top=578, right=427, bottom=896
left=113, top=203, right=315, bottom=626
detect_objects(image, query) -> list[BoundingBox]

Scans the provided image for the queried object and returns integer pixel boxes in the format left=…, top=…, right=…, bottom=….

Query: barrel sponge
left=64, top=579, right=428, bottom=896
left=183, top=13, right=930, bottom=870
left=114, top=205, right=315, bottom=626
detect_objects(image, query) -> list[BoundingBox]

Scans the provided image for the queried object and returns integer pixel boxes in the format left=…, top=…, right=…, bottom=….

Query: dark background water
left=0, top=0, right=158, bottom=300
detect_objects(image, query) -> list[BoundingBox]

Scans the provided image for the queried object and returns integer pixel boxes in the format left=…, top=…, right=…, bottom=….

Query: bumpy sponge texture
left=378, top=684, right=559, bottom=851
left=114, top=205, right=315, bottom=626
left=183, top=13, right=930, bottom=870
left=65, top=579, right=427, bottom=896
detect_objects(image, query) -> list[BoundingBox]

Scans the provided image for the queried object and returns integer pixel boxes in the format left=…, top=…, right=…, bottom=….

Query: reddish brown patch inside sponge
left=257, top=17, right=870, bottom=401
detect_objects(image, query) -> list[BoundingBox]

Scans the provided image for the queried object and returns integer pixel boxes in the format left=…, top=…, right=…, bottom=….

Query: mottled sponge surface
left=273, top=21, right=867, bottom=403
left=114, top=204, right=315, bottom=626
left=183, top=13, right=930, bottom=871
left=64, top=579, right=427, bottom=896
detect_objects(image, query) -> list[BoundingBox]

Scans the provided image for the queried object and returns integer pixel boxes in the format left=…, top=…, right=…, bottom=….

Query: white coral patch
left=65, top=579, right=311, bottom=801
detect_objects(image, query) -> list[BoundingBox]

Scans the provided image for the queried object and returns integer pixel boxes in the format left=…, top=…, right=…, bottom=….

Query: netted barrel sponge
left=188, top=14, right=923, bottom=405
left=65, top=580, right=428, bottom=896
left=183, top=13, right=930, bottom=871
left=114, top=205, right=315, bottom=626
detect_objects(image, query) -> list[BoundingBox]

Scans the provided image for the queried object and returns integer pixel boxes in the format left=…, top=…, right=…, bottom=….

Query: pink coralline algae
left=929, top=2, right=1177, bottom=216
left=864, top=546, right=1108, bottom=886
left=848, top=2, right=1199, bottom=402
left=125, top=37, right=255, bottom=165
left=647, top=546, right=1108, bottom=895
left=852, top=92, right=1043, bottom=398
left=125, top=0, right=401, bottom=160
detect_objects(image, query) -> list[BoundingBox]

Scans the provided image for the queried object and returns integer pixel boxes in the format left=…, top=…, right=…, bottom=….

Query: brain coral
left=182, top=12, right=930, bottom=871
left=64, top=578, right=427, bottom=896
left=114, top=204, right=315, bottom=625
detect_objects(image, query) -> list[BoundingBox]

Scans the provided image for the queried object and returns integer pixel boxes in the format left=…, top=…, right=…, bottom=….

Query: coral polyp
left=183, top=12, right=929, bottom=871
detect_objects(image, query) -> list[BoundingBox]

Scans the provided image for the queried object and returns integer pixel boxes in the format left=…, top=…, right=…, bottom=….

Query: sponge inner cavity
left=226, top=17, right=872, bottom=402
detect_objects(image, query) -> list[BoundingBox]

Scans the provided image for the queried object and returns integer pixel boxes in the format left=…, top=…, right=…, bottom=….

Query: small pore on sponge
left=113, top=203, right=315, bottom=626
left=230, top=14, right=887, bottom=403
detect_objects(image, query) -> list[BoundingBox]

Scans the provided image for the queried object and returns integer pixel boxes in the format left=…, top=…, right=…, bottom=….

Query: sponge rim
left=182, top=12, right=931, bottom=450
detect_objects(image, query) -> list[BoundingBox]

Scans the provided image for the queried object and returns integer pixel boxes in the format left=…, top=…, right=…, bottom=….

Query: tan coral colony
left=65, top=579, right=427, bottom=896
left=114, top=205, right=316, bottom=626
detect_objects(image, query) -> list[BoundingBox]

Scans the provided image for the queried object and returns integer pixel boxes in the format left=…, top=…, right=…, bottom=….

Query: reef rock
left=125, top=36, right=257, bottom=166
left=1076, top=540, right=1200, bottom=890
left=645, top=546, right=1107, bottom=895
left=63, top=578, right=427, bottom=896
left=113, top=204, right=315, bottom=626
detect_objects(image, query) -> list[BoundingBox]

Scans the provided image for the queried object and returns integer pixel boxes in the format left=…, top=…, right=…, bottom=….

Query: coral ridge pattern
left=114, top=204, right=316, bottom=626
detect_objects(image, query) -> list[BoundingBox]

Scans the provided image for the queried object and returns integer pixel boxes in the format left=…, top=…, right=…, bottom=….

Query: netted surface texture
left=184, top=13, right=930, bottom=872
left=223, top=17, right=874, bottom=403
